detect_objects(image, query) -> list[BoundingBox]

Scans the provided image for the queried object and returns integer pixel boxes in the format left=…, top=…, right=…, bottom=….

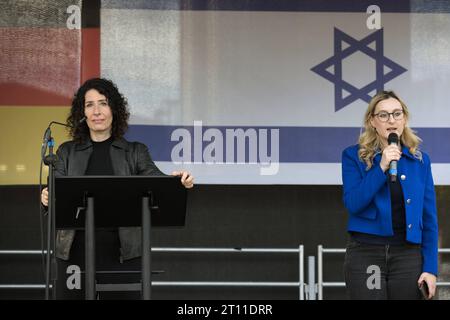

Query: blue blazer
left=342, top=144, right=439, bottom=275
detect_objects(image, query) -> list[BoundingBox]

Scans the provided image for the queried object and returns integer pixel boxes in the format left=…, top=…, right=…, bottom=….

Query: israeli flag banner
left=101, top=1, right=450, bottom=184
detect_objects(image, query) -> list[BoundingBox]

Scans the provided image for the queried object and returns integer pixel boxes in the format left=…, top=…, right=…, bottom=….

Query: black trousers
left=344, top=238, right=423, bottom=300
left=55, top=230, right=142, bottom=300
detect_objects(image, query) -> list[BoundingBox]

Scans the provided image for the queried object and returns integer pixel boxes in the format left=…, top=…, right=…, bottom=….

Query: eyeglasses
left=373, top=110, right=404, bottom=122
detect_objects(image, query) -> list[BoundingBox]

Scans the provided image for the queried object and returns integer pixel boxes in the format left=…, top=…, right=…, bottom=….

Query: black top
left=351, top=178, right=407, bottom=245
left=85, top=137, right=114, bottom=176
left=390, top=179, right=407, bottom=241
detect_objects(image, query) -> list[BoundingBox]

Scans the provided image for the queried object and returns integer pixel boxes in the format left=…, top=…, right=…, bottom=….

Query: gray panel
left=0, top=0, right=82, bottom=28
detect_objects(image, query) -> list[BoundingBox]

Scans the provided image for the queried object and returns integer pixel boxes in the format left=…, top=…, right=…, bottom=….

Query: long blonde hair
left=358, top=91, right=422, bottom=169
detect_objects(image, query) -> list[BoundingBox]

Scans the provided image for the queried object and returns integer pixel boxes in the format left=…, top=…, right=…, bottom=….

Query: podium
left=53, top=175, right=187, bottom=300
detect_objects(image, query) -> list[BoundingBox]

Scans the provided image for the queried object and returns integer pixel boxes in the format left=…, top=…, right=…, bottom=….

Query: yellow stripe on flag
left=0, top=106, right=71, bottom=185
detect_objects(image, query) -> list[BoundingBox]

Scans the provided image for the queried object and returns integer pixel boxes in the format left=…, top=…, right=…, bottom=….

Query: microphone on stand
left=41, top=127, right=52, bottom=160
left=41, top=117, right=86, bottom=161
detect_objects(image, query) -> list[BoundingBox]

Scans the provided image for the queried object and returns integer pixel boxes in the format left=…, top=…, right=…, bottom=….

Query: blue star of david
left=311, top=28, right=407, bottom=111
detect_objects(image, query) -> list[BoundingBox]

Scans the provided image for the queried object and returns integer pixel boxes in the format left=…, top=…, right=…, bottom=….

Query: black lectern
left=53, top=176, right=187, bottom=300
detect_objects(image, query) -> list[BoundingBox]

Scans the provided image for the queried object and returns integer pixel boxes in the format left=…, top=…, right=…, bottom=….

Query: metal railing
left=0, top=245, right=305, bottom=299
left=317, top=245, right=450, bottom=300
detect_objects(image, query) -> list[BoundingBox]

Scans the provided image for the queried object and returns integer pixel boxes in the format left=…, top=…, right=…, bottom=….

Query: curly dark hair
left=67, top=78, right=130, bottom=143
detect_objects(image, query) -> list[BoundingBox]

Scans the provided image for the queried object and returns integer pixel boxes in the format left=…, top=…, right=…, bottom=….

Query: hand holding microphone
left=380, top=133, right=401, bottom=181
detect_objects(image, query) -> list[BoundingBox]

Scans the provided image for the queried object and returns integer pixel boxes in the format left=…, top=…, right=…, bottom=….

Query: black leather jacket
left=54, top=137, right=165, bottom=261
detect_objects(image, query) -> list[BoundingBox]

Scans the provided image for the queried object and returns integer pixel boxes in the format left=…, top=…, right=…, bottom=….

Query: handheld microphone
left=388, top=132, right=399, bottom=182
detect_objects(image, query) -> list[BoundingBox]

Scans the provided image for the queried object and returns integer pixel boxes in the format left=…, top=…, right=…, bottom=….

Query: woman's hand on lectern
left=172, top=171, right=194, bottom=189
left=41, top=187, right=49, bottom=206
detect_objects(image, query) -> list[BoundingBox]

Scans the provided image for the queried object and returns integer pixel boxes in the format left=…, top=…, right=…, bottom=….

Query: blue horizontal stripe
left=125, top=125, right=450, bottom=163
left=102, top=0, right=450, bottom=13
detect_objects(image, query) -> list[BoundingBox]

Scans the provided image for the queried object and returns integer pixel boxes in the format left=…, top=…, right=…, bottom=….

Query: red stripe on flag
left=0, top=82, right=74, bottom=106
left=81, top=28, right=100, bottom=84
left=0, top=27, right=81, bottom=106
left=0, top=27, right=101, bottom=106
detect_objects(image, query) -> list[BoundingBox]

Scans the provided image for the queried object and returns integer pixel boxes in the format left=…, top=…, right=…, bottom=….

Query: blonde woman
left=342, top=91, right=438, bottom=300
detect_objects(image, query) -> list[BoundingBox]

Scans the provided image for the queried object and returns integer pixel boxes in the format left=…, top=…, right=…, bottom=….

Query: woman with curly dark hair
left=41, top=78, right=194, bottom=299
left=67, top=77, right=131, bottom=143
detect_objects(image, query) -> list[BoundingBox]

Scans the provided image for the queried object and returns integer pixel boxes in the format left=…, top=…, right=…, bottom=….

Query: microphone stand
left=41, top=120, right=83, bottom=299
left=43, top=132, right=58, bottom=300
